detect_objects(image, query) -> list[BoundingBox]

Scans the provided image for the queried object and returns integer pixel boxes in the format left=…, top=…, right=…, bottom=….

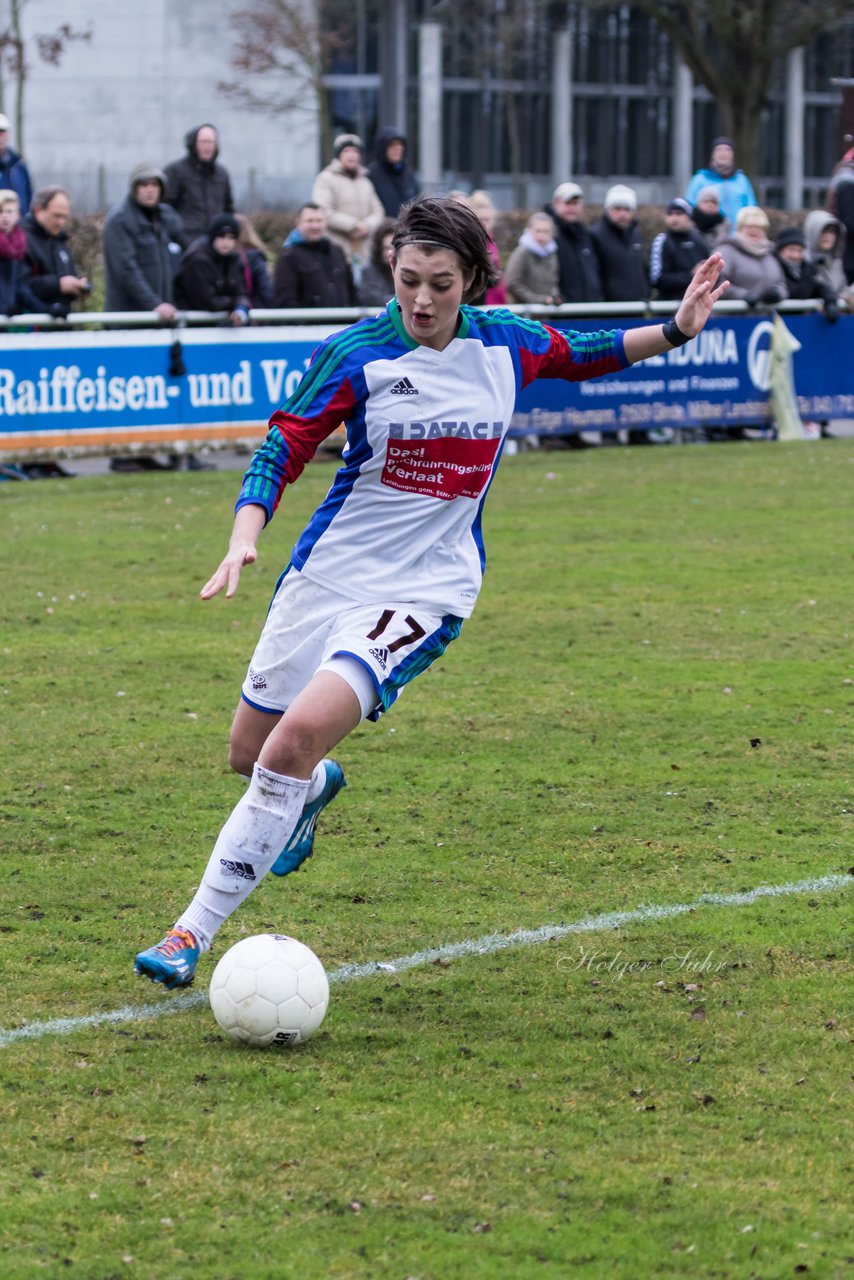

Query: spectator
left=21, top=186, right=89, bottom=317
left=467, top=190, right=506, bottom=304
left=589, top=184, right=648, bottom=302
left=543, top=181, right=603, bottom=303
left=311, top=134, right=384, bottom=273
left=272, top=203, right=355, bottom=308
left=827, top=144, right=854, bottom=283
left=0, top=189, right=41, bottom=315
left=174, top=212, right=250, bottom=325
left=164, top=124, right=234, bottom=246
left=103, top=163, right=184, bottom=318
left=650, top=197, right=711, bottom=300
left=802, top=211, right=854, bottom=310
left=358, top=218, right=395, bottom=307
left=0, top=112, right=32, bottom=214
left=504, top=212, right=562, bottom=305
left=690, top=185, right=729, bottom=247
left=367, top=127, right=419, bottom=217
left=686, top=137, right=757, bottom=229
left=235, top=213, right=273, bottom=309
left=718, top=206, right=787, bottom=306
left=773, top=226, right=839, bottom=318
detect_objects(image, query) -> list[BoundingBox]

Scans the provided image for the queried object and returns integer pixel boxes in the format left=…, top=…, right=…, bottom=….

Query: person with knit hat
left=650, top=197, right=711, bottom=300
left=686, top=137, right=757, bottom=229
left=690, top=185, right=729, bottom=246
left=773, top=224, right=839, bottom=320
left=589, top=183, right=648, bottom=302
left=311, top=133, right=384, bottom=276
left=103, top=163, right=184, bottom=317
left=174, top=210, right=250, bottom=324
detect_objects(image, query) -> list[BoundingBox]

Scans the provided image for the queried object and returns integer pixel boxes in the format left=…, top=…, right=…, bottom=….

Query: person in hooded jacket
left=827, top=146, right=854, bottom=284
left=164, top=124, right=234, bottom=246
left=311, top=134, right=384, bottom=270
left=272, top=203, right=355, bottom=308
left=103, top=163, right=184, bottom=318
left=174, top=212, right=250, bottom=324
left=366, top=128, right=419, bottom=217
left=802, top=209, right=854, bottom=310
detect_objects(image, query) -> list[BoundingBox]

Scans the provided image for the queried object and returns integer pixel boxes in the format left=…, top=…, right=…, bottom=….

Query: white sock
left=176, top=763, right=309, bottom=951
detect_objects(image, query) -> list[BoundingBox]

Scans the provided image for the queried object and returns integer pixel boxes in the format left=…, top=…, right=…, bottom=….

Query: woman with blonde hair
left=717, top=206, right=787, bottom=305
left=465, top=188, right=506, bottom=305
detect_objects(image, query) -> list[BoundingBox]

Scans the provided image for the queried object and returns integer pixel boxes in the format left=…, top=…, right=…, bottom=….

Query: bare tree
left=0, top=0, right=90, bottom=148
left=218, top=0, right=353, bottom=164
left=580, top=0, right=852, bottom=183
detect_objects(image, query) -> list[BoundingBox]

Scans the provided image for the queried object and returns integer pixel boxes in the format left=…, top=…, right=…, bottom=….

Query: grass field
left=1, top=441, right=851, bottom=1280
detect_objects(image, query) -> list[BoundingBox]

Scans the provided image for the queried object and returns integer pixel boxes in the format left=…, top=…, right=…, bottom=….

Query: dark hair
left=391, top=195, right=500, bottom=304
left=33, top=185, right=69, bottom=211
left=370, top=217, right=396, bottom=275
left=297, top=202, right=322, bottom=217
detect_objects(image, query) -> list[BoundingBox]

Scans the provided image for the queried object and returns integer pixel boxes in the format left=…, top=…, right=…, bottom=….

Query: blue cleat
left=134, top=928, right=200, bottom=989
left=271, top=759, right=346, bottom=876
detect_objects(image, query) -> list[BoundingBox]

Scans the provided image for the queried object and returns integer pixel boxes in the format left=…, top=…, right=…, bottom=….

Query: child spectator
left=504, top=212, right=562, bottom=305
left=467, top=190, right=506, bottom=304
left=235, top=214, right=273, bottom=309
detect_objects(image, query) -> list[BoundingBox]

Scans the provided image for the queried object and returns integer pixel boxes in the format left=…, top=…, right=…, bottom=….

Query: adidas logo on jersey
left=369, top=646, right=389, bottom=670
left=390, top=377, right=419, bottom=395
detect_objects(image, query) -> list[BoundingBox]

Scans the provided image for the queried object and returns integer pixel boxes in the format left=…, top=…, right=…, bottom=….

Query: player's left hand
left=674, top=254, right=730, bottom=337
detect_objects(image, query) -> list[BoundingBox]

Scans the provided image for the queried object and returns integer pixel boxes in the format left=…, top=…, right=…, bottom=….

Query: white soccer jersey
left=237, top=300, right=627, bottom=617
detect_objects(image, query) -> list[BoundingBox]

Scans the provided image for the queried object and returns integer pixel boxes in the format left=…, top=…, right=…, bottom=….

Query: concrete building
left=4, top=0, right=854, bottom=212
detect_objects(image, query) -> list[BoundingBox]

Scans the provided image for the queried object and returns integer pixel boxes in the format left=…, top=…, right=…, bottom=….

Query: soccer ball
left=209, top=933, right=329, bottom=1048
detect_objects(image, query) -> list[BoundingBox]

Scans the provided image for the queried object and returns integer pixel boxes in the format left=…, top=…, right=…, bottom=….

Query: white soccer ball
left=209, top=933, right=329, bottom=1047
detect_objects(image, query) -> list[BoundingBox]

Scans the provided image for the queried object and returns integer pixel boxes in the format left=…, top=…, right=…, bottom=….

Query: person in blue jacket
left=686, top=137, right=756, bottom=230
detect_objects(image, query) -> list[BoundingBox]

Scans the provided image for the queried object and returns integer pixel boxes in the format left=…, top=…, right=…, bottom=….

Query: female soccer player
left=135, top=195, right=728, bottom=988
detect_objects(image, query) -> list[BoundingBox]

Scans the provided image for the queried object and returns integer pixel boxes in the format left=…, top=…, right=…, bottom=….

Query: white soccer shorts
left=241, top=569, right=463, bottom=722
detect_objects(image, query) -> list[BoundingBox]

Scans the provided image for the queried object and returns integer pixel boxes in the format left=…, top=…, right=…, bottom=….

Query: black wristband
left=662, top=318, right=692, bottom=347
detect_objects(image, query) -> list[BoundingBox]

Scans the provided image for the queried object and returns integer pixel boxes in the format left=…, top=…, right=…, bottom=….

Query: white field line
left=1, top=872, right=849, bottom=1049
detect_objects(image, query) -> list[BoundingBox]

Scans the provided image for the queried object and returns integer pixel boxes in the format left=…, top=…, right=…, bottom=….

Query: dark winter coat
left=366, top=128, right=419, bottom=217
left=649, top=227, right=711, bottom=300
left=273, top=236, right=356, bottom=308
left=21, top=211, right=80, bottom=313
left=544, top=203, right=603, bottom=303
left=163, top=127, right=234, bottom=244
left=103, top=194, right=184, bottom=311
left=0, top=226, right=41, bottom=314
left=832, top=166, right=854, bottom=283
left=358, top=261, right=394, bottom=307
left=174, top=236, right=250, bottom=313
left=775, top=254, right=835, bottom=306
left=0, top=146, right=33, bottom=214
left=589, top=216, right=648, bottom=302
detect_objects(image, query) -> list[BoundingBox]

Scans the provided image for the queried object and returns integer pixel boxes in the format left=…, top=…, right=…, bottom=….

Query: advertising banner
left=0, top=313, right=851, bottom=458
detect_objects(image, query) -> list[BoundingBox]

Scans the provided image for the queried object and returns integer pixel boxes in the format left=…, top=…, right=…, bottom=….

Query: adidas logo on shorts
left=369, top=646, right=389, bottom=670
left=390, top=377, right=418, bottom=395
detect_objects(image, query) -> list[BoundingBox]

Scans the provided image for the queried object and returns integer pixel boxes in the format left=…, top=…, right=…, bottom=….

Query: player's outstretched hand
left=674, top=254, right=730, bottom=337
left=200, top=542, right=258, bottom=600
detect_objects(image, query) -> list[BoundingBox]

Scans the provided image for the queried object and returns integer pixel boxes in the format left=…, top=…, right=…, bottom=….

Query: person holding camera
left=21, top=185, right=90, bottom=317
